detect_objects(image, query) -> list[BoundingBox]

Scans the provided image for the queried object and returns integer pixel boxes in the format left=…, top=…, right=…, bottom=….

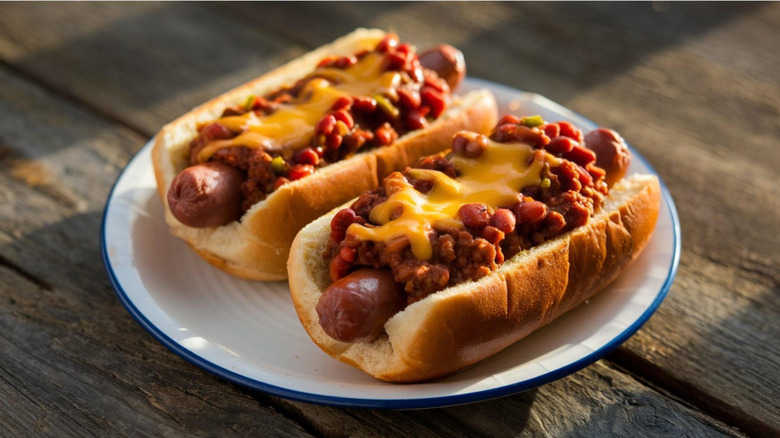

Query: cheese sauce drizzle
left=347, top=140, right=556, bottom=260
left=195, top=37, right=403, bottom=163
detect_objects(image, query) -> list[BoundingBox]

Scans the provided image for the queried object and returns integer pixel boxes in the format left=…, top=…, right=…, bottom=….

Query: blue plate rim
left=101, top=78, right=681, bottom=409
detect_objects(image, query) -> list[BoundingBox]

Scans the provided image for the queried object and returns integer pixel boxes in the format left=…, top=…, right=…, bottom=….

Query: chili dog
left=288, top=115, right=660, bottom=382
left=152, top=29, right=498, bottom=280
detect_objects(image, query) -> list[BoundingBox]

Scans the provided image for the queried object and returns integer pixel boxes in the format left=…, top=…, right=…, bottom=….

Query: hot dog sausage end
left=583, top=128, right=631, bottom=188
left=167, top=162, right=245, bottom=228
left=419, top=44, right=466, bottom=91
left=316, top=268, right=406, bottom=343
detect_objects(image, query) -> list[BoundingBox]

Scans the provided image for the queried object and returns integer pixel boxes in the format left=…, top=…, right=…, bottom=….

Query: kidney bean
left=497, top=115, right=522, bottom=126
left=294, top=147, right=319, bottom=166
left=492, top=124, right=549, bottom=147
left=319, top=56, right=352, bottom=69
left=563, top=144, right=597, bottom=167
left=397, top=87, right=422, bottom=109
left=317, top=56, right=337, bottom=69
left=404, top=109, right=427, bottom=131
left=420, top=86, right=446, bottom=118
left=374, top=124, right=397, bottom=146
left=410, top=65, right=425, bottom=83
left=458, top=203, right=491, bottom=229
left=287, top=164, right=315, bottom=181
left=410, top=177, right=433, bottom=194
left=200, top=123, right=234, bottom=142
left=326, top=133, right=343, bottom=149
left=543, top=123, right=560, bottom=138
left=328, top=254, right=352, bottom=282
left=512, top=201, right=548, bottom=224
left=316, top=114, right=337, bottom=136
left=330, top=208, right=360, bottom=243
left=575, top=164, right=593, bottom=186
left=546, top=136, right=576, bottom=155
left=490, top=208, right=516, bottom=233
left=376, top=33, right=399, bottom=52
left=452, top=131, right=488, bottom=158
left=167, top=162, right=245, bottom=228
left=316, top=268, right=407, bottom=342
left=334, top=55, right=357, bottom=69
left=331, top=96, right=353, bottom=111
left=332, top=109, right=354, bottom=130
left=422, top=69, right=449, bottom=93
left=557, top=121, right=583, bottom=142
left=397, top=42, right=413, bottom=55
left=352, top=96, right=377, bottom=113
left=384, top=51, right=408, bottom=71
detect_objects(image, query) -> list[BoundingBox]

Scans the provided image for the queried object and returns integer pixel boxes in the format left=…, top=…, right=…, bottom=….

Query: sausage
left=584, top=128, right=631, bottom=188
left=418, top=44, right=466, bottom=90
left=167, top=162, right=245, bottom=228
left=316, top=268, right=407, bottom=343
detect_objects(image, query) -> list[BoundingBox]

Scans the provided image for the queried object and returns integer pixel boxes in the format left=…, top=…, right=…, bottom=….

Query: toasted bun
left=288, top=173, right=661, bottom=382
left=152, top=28, right=499, bottom=280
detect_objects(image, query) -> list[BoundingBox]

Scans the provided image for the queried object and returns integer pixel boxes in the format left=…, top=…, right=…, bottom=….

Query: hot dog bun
left=152, top=28, right=498, bottom=280
left=288, top=173, right=660, bottom=382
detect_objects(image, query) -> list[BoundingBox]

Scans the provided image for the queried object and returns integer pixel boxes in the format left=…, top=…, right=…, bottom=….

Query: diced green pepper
left=521, top=115, right=544, bottom=128
left=270, top=156, right=286, bottom=175
left=372, top=94, right=399, bottom=119
left=244, top=95, right=257, bottom=110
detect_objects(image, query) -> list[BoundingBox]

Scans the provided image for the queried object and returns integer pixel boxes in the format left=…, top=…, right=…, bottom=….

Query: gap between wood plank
left=0, top=253, right=52, bottom=291
left=248, top=393, right=325, bottom=438
left=606, top=348, right=776, bottom=438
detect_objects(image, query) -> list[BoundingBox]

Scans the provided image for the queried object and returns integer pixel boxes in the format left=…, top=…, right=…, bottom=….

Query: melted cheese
left=195, top=47, right=400, bottom=163
left=347, top=140, right=551, bottom=260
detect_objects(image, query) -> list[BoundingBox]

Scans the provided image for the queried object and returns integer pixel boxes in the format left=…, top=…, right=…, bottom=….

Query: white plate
left=101, top=78, right=680, bottom=409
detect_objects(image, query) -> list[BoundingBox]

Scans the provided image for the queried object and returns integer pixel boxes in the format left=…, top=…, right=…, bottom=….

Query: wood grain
left=271, top=360, right=745, bottom=438
left=0, top=2, right=308, bottom=136
left=0, top=66, right=314, bottom=437
left=0, top=59, right=741, bottom=437
left=0, top=1, right=777, bottom=436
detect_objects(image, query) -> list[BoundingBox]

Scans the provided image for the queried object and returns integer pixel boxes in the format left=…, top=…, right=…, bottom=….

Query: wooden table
left=1, top=2, right=777, bottom=436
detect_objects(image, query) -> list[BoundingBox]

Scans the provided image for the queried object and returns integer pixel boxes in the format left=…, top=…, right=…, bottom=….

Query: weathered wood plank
left=0, top=2, right=309, bottom=136
left=270, top=360, right=745, bottom=438
left=0, top=67, right=313, bottom=437
left=0, top=266, right=313, bottom=438
left=0, top=1, right=778, bottom=435
left=0, top=47, right=744, bottom=438
left=220, top=3, right=780, bottom=433
left=548, top=5, right=780, bottom=435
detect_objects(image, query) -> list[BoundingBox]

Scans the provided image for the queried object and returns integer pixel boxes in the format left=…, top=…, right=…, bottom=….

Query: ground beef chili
left=184, top=33, right=453, bottom=212
left=326, top=115, right=610, bottom=303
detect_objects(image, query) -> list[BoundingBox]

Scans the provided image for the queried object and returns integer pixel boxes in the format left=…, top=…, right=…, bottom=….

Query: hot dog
left=152, top=29, right=498, bottom=280
left=165, top=43, right=468, bottom=228
left=288, top=115, right=660, bottom=382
